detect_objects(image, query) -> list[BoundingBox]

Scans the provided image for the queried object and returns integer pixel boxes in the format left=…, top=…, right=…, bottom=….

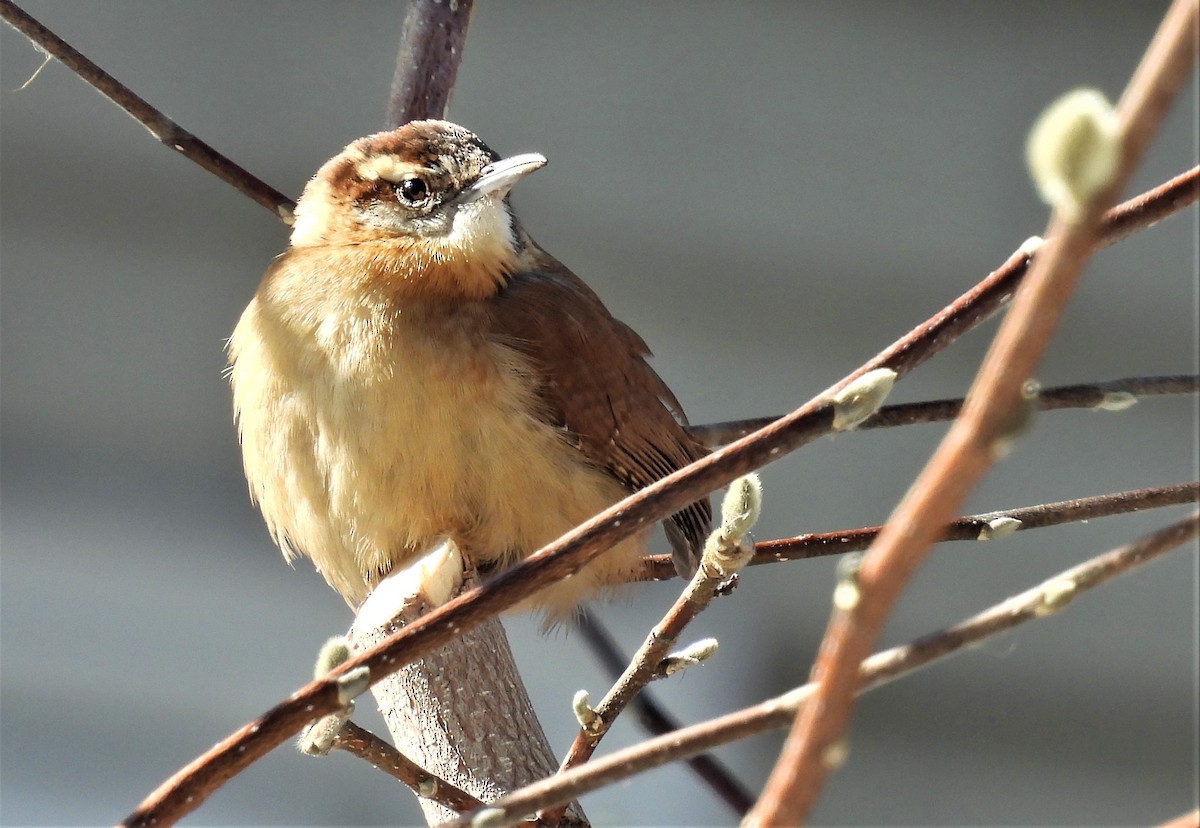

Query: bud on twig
left=1027, top=88, right=1121, bottom=223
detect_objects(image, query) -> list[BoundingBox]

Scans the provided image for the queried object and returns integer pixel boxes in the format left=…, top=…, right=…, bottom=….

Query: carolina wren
left=228, top=120, right=711, bottom=619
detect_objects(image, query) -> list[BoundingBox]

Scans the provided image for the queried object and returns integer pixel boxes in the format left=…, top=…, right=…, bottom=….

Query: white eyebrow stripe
left=354, top=154, right=428, bottom=183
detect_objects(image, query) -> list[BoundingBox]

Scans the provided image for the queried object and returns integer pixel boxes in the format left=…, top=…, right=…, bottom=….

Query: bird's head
left=288, top=120, right=546, bottom=299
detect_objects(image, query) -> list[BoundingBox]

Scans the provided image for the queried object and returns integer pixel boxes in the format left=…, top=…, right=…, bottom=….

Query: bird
left=227, top=120, right=711, bottom=620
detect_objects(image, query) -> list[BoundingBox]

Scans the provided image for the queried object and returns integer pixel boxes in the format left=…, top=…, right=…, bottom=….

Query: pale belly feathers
left=229, top=295, right=647, bottom=616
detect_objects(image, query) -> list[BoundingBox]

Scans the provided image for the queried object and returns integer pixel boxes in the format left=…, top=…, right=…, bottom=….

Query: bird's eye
left=396, top=177, right=429, bottom=205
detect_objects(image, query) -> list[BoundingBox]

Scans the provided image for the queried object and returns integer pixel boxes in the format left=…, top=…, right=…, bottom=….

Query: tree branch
left=348, top=550, right=585, bottom=826
left=388, top=0, right=476, bottom=128
left=690, top=374, right=1199, bottom=446
left=637, top=481, right=1200, bottom=580
left=747, top=2, right=1200, bottom=821
left=329, top=720, right=485, bottom=814
left=546, top=481, right=760, bottom=822
left=0, top=0, right=295, bottom=222
left=442, top=512, right=1199, bottom=827
left=571, top=609, right=754, bottom=816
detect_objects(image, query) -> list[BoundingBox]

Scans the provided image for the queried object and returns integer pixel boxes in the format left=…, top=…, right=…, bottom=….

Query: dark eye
left=396, top=177, right=429, bottom=205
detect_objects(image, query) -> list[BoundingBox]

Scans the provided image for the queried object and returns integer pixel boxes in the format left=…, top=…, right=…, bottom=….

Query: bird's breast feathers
left=228, top=260, right=646, bottom=612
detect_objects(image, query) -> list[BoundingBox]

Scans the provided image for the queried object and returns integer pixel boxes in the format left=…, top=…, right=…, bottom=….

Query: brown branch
left=545, top=524, right=754, bottom=823
left=572, top=609, right=754, bottom=816
left=388, top=0, right=476, bottom=127
left=330, top=720, right=485, bottom=814
left=747, top=3, right=1200, bottom=822
left=120, top=159, right=1200, bottom=828
left=691, top=374, right=1200, bottom=446
left=348, top=548, right=585, bottom=825
left=638, top=481, right=1200, bottom=580
left=442, top=512, right=1200, bottom=827
left=0, top=0, right=295, bottom=223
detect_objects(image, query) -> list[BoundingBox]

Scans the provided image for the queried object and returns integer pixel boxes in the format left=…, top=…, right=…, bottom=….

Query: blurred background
left=1, top=2, right=1196, bottom=825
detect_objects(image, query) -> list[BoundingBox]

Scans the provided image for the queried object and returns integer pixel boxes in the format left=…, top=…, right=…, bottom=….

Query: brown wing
left=487, top=249, right=711, bottom=577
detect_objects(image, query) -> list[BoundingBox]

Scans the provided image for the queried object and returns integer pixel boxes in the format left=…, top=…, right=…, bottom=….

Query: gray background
left=1, top=2, right=1196, bottom=825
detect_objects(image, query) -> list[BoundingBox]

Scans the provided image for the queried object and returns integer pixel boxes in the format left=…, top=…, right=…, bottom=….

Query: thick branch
left=443, top=512, right=1199, bottom=827
left=350, top=557, right=585, bottom=826
left=388, top=0, right=475, bottom=127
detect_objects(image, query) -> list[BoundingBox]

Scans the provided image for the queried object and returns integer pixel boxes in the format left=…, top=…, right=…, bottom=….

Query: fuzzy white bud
left=978, top=516, right=1023, bottom=541
left=832, top=369, right=897, bottom=431
left=1027, top=88, right=1121, bottom=223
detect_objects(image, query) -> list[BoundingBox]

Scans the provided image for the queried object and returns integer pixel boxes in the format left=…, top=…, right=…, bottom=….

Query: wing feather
left=487, top=251, right=711, bottom=576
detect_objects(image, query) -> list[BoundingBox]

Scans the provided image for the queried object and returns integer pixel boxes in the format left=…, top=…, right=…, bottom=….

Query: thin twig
left=747, top=3, right=1200, bottom=822
left=120, top=162, right=1200, bottom=828
left=638, top=481, right=1200, bottom=580
left=551, top=550, right=744, bottom=807
left=331, top=720, right=485, bottom=814
left=690, top=374, right=1200, bottom=446
left=441, top=512, right=1200, bottom=827
left=541, top=482, right=760, bottom=825
left=388, top=0, right=476, bottom=128
left=572, top=609, right=754, bottom=816
left=0, top=0, right=295, bottom=222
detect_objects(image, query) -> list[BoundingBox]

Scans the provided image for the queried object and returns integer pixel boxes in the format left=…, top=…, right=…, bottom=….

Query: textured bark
left=350, top=544, right=587, bottom=826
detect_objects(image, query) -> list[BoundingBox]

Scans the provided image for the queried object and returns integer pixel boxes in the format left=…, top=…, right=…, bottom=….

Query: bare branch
left=330, top=721, right=485, bottom=814
left=0, top=0, right=295, bottom=223
left=637, top=481, right=1200, bottom=580
left=572, top=609, right=754, bottom=816
left=748, top=3, right=1200, bottom=821
left=691, top=374, right=1200, bottom=446
left=553, top=555, right=741, bottom=792
left=543, top=480, right=761, bottom=824
left=442, top=512, right=1199, bottom=827
left=388, top=0, right=476, bottom=127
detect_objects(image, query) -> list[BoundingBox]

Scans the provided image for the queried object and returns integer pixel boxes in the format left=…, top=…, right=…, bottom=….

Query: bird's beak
left=458, top=153, right=548, bottom=204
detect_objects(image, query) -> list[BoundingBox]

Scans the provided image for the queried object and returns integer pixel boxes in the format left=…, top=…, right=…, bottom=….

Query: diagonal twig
left=638, top=481, right=1200, bottom=580
left=571, top=609, right=754, bottom=816
left=331, top=721, right=485, bottom=814
left=0, top=0, right=295, bottom=222
left=747, top=2, right=1200, bottom=822
left=690, top=374, right=1200, bottom=445
left=442, top=512, right=1199, bottom=827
